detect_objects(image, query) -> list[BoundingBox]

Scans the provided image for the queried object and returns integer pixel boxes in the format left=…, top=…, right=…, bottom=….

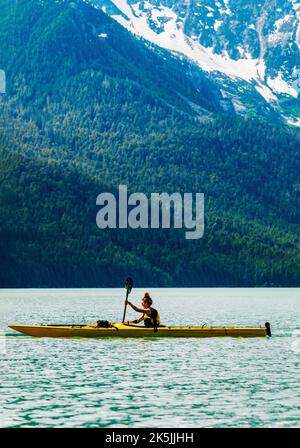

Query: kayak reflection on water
left=124, top=292, right=161, bottom=329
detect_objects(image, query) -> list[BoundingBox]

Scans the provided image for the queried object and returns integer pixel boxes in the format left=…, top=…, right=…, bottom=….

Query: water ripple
left=1, top=288, right=300, bottom=427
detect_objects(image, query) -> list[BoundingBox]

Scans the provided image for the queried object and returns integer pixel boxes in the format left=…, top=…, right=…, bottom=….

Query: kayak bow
left=8, top=322, right=271, bottom=338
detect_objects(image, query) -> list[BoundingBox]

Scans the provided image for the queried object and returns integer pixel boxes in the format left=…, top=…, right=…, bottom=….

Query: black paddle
left=122, top=277, right=134, bottom=323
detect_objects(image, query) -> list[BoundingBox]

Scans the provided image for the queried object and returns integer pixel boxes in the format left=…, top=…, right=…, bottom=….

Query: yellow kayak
left=8, top=322, right=271, bottom=338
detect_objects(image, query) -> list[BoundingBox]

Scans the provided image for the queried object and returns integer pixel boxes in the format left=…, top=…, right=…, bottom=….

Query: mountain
left=0, top=0, right=228, bottom=119
left=0, top=0, right=299, bottom=287
left=93, top=0, right=300, bottom=125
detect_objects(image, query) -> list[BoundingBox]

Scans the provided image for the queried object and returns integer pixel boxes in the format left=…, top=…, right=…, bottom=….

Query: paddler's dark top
left=143, top=307, right=160, bottom=327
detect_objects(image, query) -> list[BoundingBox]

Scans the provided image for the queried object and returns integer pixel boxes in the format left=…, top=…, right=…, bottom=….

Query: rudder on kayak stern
left=265, top=322, right=271, bottom=337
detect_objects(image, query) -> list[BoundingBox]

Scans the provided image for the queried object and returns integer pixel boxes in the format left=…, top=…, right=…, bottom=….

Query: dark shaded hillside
left=0, top=147, right=171, bottom=287
left=0, top=0, right=299, bottom=287
left=1, top=145, right=299, bottom=287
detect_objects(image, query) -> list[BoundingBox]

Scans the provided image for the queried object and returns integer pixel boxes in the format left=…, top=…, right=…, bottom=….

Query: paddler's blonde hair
left=143, top=292, right=152, bottom=306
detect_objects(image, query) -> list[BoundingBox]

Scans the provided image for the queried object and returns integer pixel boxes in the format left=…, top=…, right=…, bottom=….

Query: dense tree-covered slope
left=0, top=0, right=299, bottom=286
left=1, top=145, right=299, bottom=287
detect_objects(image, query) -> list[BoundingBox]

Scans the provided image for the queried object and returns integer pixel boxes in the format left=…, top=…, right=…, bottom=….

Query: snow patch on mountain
left=267, top=72, right=298, bottom=97
left=286, top=117, right=300, bottom=127
left=255, top=84, right=277, bottom=103
left=111, top=0, right=133, bottom=17
left=93, top=0, right=299, bottom=124
left=110, top=1, right=264, bottom=82
left=214, top=20, right=223, bottom=31
left=109, top=1, right=298, bottom=99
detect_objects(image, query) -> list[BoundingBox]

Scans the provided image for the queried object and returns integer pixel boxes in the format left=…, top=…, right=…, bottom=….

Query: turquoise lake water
left=0, top=288, right=299, bottom=428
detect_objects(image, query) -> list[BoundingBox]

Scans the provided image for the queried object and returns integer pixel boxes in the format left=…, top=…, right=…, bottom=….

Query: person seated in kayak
left=124, top=292, right=160, bottom=328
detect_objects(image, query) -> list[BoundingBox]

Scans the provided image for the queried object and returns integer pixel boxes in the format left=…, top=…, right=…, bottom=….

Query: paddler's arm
left=126, top=301, right=151, bottom=314
left=124, top=315, right=144, bottom=325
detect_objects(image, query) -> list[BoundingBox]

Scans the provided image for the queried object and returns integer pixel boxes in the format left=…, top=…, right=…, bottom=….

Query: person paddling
left=124, top=292, right=160, bottom=329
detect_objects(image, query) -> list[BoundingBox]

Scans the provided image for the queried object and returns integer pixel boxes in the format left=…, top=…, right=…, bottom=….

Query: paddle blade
left=125, top=277, right=133, bottom=294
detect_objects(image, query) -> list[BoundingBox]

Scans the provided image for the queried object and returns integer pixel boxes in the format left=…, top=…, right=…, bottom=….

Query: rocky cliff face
left=92, top=0, right=300, bottom=125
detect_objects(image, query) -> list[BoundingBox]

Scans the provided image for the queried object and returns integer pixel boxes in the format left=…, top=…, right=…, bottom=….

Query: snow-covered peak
left=93, top=0, right=300, bottom=124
